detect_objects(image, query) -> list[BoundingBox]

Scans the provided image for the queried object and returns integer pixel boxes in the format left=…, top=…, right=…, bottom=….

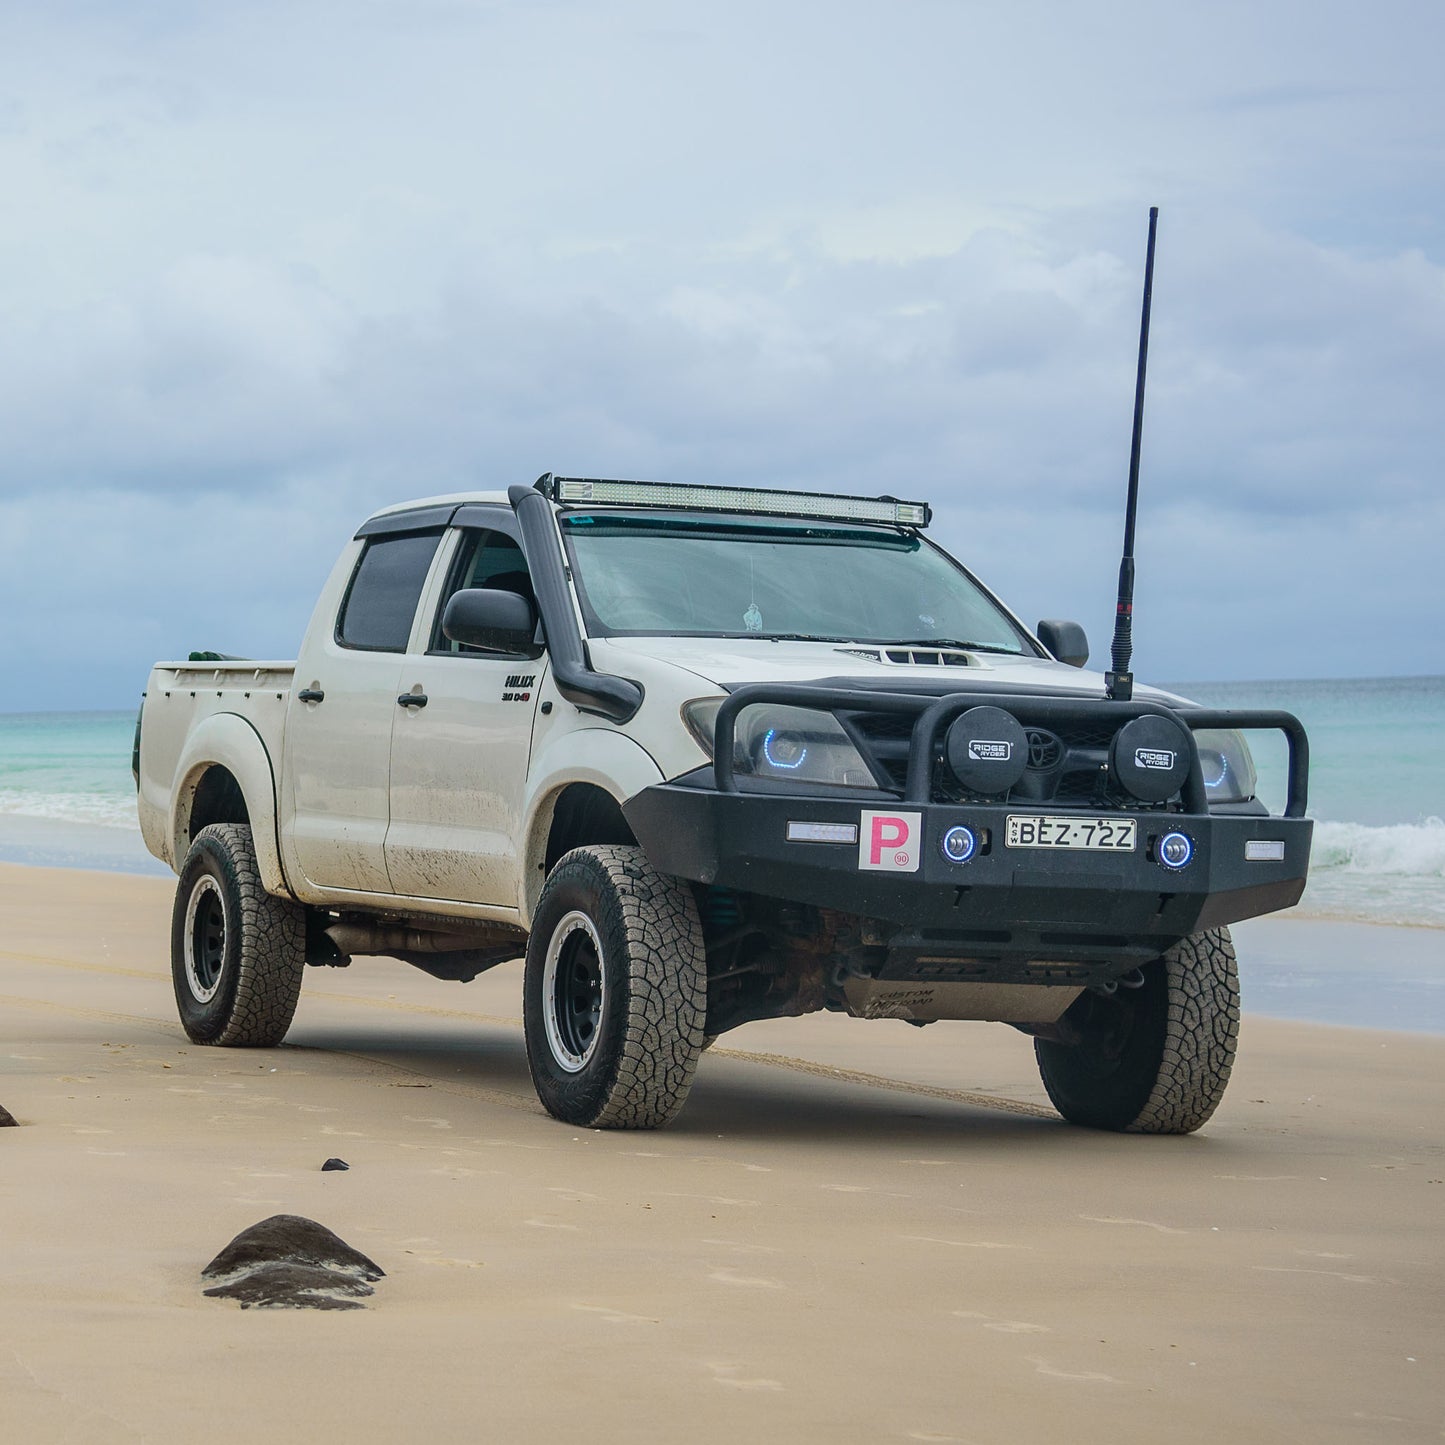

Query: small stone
left=0, top=1105, right=16, bottom=1128
left=321, top=1158, right=350, bottom=1172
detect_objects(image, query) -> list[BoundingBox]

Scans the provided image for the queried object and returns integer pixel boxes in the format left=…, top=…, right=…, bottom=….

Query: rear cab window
left=336, top=530, right=444, bottom=652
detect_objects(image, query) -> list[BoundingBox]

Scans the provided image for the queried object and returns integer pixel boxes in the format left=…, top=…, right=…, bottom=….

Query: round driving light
left=941, top=825, right=977, bottom=864
left=1157, top=831, right=1194, bottom=870
left=1110, top=715, right=1192, bottom=803
left=944, top=706, right=1028, bottom=795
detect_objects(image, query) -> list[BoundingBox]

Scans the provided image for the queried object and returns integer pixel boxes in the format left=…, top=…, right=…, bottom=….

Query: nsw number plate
left=1005, top=815, right=1137, bottom=851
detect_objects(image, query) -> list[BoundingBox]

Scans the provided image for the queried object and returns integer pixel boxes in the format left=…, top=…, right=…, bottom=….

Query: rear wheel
left=1034, top=927, right=1240, bottom=1134
left=171, top=823, right=306, bottom=1046
left=524, top=845, right=706, bottom=1129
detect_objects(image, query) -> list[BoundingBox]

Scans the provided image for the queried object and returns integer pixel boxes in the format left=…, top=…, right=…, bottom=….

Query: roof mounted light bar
left=539, top=474, right=931, bottom=529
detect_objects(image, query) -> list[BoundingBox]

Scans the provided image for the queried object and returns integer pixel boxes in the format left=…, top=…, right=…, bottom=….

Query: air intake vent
left=835, top=648, right=974, bottom=667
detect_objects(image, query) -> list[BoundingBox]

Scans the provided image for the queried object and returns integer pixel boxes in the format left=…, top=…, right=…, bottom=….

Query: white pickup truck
left=137, top=475, right=1313, bottom=1132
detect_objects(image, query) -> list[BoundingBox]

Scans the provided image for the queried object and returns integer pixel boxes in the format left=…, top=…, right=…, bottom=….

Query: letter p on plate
left=859, top=810, right=922, bottom=872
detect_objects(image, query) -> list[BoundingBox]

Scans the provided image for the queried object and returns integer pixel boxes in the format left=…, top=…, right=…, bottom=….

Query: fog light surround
left=1156, top=830, right=1195, bottom=870
left=941, top=825, right=978, bottom=865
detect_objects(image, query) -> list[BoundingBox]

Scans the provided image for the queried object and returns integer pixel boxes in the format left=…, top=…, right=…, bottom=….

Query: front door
left=385, top=519, right=545, bottom=907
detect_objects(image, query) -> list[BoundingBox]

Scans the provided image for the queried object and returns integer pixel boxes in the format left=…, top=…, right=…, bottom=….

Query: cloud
left=0, top=0, right=1442, bottom=707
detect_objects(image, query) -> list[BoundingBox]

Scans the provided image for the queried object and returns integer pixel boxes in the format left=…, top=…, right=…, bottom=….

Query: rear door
left=287, top=521, right=446, bottom=894
left=384, top=509, right=546, bottom=908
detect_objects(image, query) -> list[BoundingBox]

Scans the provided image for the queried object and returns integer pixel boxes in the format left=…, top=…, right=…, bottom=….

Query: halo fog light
left=941, top=825, right=978, bottom=865
left=1157, top=831, right=1194, bottom=870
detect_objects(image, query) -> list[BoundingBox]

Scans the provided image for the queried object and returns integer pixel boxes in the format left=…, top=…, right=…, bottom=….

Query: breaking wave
left=0, top=789, right=140, bottom=830
left=1295, top=818, right=1445, bottom=927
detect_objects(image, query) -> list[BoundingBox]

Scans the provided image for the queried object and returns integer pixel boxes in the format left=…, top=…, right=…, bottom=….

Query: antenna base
left=1105, top=670, right=1134, bottom=702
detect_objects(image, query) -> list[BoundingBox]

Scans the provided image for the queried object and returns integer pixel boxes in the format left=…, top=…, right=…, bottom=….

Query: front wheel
left=170, top=823, right=306, bottom=1046
left=524, top=845, right=707, bottom=1129
left=1035, top=927, right=1240, bottom=1134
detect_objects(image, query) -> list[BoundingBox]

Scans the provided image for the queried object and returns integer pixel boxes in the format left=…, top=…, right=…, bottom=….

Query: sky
left=1, top=0, right=1442, bottom=711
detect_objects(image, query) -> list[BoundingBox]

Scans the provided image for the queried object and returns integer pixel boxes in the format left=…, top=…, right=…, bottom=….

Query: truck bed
left=136, top=660, right=296, bottom=871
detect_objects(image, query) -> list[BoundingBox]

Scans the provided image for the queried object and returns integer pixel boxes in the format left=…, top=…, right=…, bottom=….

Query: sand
left=1, top=862, right=1441, bottom=1443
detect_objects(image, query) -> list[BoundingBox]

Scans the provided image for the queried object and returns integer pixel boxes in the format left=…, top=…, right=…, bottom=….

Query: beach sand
left=1, top=862, right=1440, bottom=1443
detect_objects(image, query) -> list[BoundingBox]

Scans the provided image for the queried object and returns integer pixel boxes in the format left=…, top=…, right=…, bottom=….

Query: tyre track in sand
left=0, top=946, right=1055, bottom=1121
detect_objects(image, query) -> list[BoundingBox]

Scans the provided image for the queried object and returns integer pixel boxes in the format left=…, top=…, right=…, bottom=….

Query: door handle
left=298, top=688, right=325, bottom=703
left=397, top=693, right=429, bottom=708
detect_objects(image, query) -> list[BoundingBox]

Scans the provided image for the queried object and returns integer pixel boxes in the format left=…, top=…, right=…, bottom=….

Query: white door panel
left=385, top=655, right=545, bottom=904
left=286, top=643, right=401, bottom=893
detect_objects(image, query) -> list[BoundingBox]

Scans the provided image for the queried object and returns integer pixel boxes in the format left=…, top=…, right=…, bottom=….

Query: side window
left=430, top=528, right=534, bottom=655
left=336, top=530, right=443, bottom=652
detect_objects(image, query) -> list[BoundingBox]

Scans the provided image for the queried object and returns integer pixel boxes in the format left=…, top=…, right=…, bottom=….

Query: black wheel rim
left=185, top=876, right=227, bottom=1001
left=555, top=931, right=602, bottom=1059
left=544, top=912, right=605, bottom=1071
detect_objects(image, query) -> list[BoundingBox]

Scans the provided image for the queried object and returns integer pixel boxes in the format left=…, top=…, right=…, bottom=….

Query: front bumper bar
left=624, top=784, right=1313, bottom=972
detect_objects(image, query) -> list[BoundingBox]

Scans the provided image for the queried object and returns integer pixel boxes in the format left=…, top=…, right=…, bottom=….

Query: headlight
left=1194, top=728, right=1258, bottom=805
left=681, top=699, right=879, bottom=788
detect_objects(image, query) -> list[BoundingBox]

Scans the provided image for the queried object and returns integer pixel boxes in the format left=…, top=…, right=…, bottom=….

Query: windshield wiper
left=733, top=633, right=855, bottom=643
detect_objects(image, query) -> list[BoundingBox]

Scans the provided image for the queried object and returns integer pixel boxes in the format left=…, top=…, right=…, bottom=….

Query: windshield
left=559, top=513, right=1036, bottom=653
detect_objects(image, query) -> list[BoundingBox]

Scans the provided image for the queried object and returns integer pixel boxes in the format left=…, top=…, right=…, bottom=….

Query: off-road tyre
left=170, top=823, right=306, bottom=1046
left=1034, top=926, right=1240, bottom=1135
left=524, top=845, right=707, bottom=1129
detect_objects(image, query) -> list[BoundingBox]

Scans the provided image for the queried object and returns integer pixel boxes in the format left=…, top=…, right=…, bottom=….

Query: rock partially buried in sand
left=206, top=1263, right=375, bottom=1310
left=321, top=1157, right=350, bottom=1172
left=0, top=1105, right=16, bottom=1128
left=202, top=1214, right=384, bottom=1310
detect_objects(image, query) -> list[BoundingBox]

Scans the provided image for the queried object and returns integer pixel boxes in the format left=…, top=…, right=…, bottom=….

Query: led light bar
left=547, top=476, right=931, bottom=528
left=786, top=820, right=859, bottom=844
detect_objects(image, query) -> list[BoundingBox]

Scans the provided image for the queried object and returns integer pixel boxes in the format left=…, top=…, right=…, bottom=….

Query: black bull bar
left=623, top=683, right=1313, bottom=971
left=712, top=684, right=1310, bottom=818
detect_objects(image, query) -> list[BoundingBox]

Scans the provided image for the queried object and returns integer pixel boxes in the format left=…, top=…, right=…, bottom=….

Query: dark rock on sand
left=203, top=1214, right=384, bottom=1282
left=0, top=1105, right=16, bottom=1127
left=321, top=1157, right=350, bottom=1172
left=202, top=1214, right=385, bottom=1310
left=203, top=1263, right=373, bottom=1311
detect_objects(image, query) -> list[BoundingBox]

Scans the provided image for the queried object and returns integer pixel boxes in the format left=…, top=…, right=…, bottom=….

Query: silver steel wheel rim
left=542, top=910, right=605, bottom=1074
left=183, top=875, right=226, bottom=1004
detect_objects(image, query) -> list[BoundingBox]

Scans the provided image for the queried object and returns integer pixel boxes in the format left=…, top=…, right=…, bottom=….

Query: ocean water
left=1, top=678, right=1442, bottom=926
left=1168, top=676, right=1445, bottom=929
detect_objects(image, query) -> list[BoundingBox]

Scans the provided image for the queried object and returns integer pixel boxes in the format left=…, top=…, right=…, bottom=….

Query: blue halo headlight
left=762, top=729, right=808, bottom=771
left=719, top=704, right=878, bottom=787
left=1192, top=728, right=1258, bottom=805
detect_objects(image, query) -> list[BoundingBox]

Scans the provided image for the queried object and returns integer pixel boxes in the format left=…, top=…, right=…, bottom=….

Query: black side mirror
left=1036, top=619, right=1089, bottom=668
left=442, top=588, right=543, bottom=658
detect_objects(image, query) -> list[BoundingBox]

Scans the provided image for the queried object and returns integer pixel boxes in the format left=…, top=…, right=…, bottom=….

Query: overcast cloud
left=1, top=0, right=1442, bottom=709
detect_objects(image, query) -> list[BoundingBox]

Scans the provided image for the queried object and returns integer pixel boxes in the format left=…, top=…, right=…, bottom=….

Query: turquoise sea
left=0, top=676, right=1443, bottom=926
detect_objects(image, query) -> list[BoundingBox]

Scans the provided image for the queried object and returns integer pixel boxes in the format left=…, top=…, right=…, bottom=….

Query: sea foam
left=1296, top=817, right=1445, bottom=927
left=0, top=789, right=140, bottom=830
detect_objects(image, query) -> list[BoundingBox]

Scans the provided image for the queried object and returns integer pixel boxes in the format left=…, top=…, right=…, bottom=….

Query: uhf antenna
left=1105, top=206, right=1159, bottom=703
